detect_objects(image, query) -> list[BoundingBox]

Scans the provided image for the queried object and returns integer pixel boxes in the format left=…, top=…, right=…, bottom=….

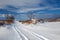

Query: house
left=0, top=14, right=14, bottom=25
left=0, top=9, right=15, bottom=25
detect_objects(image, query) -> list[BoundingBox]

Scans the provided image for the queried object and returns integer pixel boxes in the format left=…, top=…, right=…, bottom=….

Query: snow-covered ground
left=18, top=22, right=60, bottom=40
left=0, top=21, right=60, bottom=40
left=0, top=25, right=22, bottom=40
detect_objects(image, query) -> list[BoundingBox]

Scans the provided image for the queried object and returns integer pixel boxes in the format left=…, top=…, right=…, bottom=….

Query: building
left=0, top=14, right=14, bottom=25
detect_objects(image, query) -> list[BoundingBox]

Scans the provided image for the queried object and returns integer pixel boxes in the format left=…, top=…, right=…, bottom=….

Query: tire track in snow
left=13, top=27, right=22, bottom=40
left=31, top=31, right=49, bottom=40
left=14, top=21, right=49, bottom=40
left=18, top=26, right=49, bottom=40
left=6, top=25, right=22, bottom=40
left=16, top=22, right=49, bottom=40
left=14, top=25, right=29, bottom=40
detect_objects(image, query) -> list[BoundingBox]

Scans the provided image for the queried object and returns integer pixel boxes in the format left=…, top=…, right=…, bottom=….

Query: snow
left=0, top=25, right=21, bottom=40
left=19, top=22, right=60, bottom=40
left=0, top=21, right=60, bottom=40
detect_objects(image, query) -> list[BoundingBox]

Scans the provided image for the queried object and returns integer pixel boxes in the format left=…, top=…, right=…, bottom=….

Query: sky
left=0, top=0, right=60, bottom=20
left=0, top=0, right=60, bottom=8
left=0, top=0, right=41, bottom=8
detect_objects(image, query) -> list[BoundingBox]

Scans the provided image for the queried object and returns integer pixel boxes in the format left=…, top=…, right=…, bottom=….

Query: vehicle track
left=17, top=26, right=49, bottom=40
left=13, top=21, right=49, bottom=40
left=13, top=25, right=29, bottom=40
left=13, top=27, right=22, bottom=40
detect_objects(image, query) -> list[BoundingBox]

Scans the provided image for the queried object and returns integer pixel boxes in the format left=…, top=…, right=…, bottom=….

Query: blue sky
left=0, top=0, right=60, bottom=20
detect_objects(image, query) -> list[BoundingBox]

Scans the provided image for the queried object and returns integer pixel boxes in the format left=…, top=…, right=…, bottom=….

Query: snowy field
left=15, top=21, right=60, bottom=40
left=0, top=21, right=60, bottom=40
left=0, top=25, right=20, bottom=40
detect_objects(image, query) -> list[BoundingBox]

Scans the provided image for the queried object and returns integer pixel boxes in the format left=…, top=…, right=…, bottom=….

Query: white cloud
left=48, top=8, right=60, bottom=10
left=17, top=7, right=49, bottom=13
left=0, top=0, right=41, bottom=7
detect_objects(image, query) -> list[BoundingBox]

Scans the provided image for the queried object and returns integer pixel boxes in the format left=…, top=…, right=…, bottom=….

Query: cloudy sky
left=0, top=0, right=60, bottom=20
left=0, top=0, right=60, bottom=8
left=0, top=0, right=41, bottom=8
